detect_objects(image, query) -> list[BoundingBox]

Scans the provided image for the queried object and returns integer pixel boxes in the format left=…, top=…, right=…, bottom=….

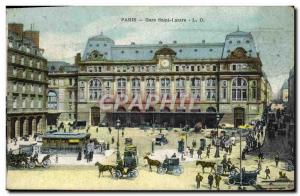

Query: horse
left=95, top=162, right=116, bottom=178
left=144, top=155, right=161, bottom=172
left=196, top=160, right=216, bottom=173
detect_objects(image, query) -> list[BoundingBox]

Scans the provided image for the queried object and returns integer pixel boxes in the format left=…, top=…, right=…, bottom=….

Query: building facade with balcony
left=74, top=30, right=272, bottom=128
left=47, top=61, right=78, bottom=129
left=7, top=23, right=48, bottom=139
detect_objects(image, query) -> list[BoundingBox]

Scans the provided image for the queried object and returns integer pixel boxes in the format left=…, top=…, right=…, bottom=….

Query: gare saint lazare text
left=121, top=17, right=205, bottom=23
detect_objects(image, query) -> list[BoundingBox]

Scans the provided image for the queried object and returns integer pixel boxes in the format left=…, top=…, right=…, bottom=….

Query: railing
left=40, top=146, right=82, bottom=154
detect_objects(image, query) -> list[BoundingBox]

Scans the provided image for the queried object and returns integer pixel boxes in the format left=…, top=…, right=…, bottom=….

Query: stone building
left=288, top=67, right=295, bottom=119
left=73, top=30, right=272, bottom=128
left=6, top=23, right=48, bottom=139
left=47, top=61, right=78, bottom=130
left=279, top=79, right=289, bottom=103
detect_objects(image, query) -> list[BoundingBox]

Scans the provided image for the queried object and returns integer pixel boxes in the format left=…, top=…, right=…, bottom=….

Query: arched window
left=206, top=78, right=216, bottom=101
left=131, top=78, right=140, bottom=99
left=232, top=77, right=247, bottom=101
left=48, top=91, right=57, bottom=109
left=89, top=79, right=102, bottom=100
left=161, top=78, right=171, bottom=100
left=191, top=77, right=201, bottom=101
left=146, top=78, right=155, bottom=100
left=117, top=78, right=126, bottom=98
left=176, top=78, right=185, bottom=99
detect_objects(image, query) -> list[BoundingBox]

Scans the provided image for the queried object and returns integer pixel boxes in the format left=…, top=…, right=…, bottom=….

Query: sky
left=6, top=6, right=294, bottom=95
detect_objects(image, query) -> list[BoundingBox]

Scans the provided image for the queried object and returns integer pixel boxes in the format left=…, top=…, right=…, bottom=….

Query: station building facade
left=71, top=30, right=272, bottom=128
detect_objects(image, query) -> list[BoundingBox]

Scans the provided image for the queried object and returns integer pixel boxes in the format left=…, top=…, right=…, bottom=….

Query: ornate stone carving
left=87, top=50, right=106, bottom=61
left=228, top=47, right=248, bottom=59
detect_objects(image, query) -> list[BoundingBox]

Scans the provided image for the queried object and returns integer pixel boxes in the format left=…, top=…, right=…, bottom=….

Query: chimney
left=159, top=41, right=163, bottom=44
left=173, top=40, right=177, bottom=44
left=75, top=53, right=81, bottom=64
left=8, top=23, right=24, bottom=38
left=202, top=40, right=205, bottom=44
left=131, top=42, right=135, bottom=45
left=23, top=30, right=40, bottom=48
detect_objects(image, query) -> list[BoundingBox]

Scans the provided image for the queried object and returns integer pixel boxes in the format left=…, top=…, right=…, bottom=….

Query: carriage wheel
left=42, top=159, right=51, bottom=168
left=28, top=161, right=36, bottom=169
left=179, top=166, right=184, bottom=174
left=157, top=167, right=164, bottom=174
left=128, top=170, right=138, bottom=178
left=172, top=167, right=181, bottom=176
left=112, top=170, right=122, bottom=179
left=228, top=178, right=235, bottom=185
left=249, top=179, right=256, bottom=185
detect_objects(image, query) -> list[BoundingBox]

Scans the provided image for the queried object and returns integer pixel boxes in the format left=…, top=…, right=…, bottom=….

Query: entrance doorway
left=91, top=107, right=100, bottom=126
left=234, top=107, right=245, bottom=128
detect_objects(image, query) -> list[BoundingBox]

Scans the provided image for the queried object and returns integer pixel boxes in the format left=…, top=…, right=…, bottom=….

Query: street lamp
left=214, top=113, right=221, bottom=158
left=116, top=119, right=121, bottom=162
left=239, top=127, right=243, bottom=190
left=216, top=113, right=220, bottom=137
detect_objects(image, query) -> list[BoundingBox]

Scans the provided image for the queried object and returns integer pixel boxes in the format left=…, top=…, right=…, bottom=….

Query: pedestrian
left=257, top=159, right=262, bottom=172
left=227, top=158, right=232, bottom=171
left=242, top=149, right=246, bottom=160
left=215, top=174, right=222, bottom=190
left=228, top=144, right=233, bottom=154
left=122, top=130, right=124, bottom=137
left=106, top=142, right=110, bottom=150
left=192, top=139, right=196, bottom=148
left=258, top=151, right=264, bottom=161
left=14, top=138, right=17, bottom=146
left=197, top=148, right=202, bottom=159
left=206, top=145, right=210, bottom=158
left=55, top=154, right=59, bottom=164
left=275, top=154, right=280, bottom=168
left=89, top=151, right=94, bottom=162
left=108, top=127, right=112, bottom=134
left=112, top=136, right=115, bottom=144
left=195, top=172, right=203, bottom=189
left=96, top=127, right=98, bottom=133
left=265, top=166, right=271, bottom=179
left=171, top=153, right=177, bottom=158
left=208, top=173, right=214, bottom=190
left=77, top=150, right=82, bottom=161
left=190, top=148, right=194, bottom=158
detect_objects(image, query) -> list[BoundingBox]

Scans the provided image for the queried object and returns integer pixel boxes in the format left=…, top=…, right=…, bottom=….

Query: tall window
left=251, top=81, right=257, bottom=99
left=146, top=78, right=155, bottom=100
left=161, top=78, right=171, bottom=100
left=222, top=81, right=227, bottom=100
left=206, top=78, right=216, bottom=101
left=89, top=79, right=102, bottom=100
left=13, top=97, right=17, bottom=109
left=191, top=77, right=201, bottom=101
left=232, top=77, right=247, bottom=101
left=131, top=78, right=140, bottom=99
left=117, top=78, right=126, bottom=97
left=79, top=81, right=85, bottom=99
left=48, top=91, right=58, bottom=109
left=176, top=78, right=185, bottom=99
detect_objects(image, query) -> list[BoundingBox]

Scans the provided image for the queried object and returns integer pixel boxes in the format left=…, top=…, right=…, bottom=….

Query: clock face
left=161, top=59, right=170, bottom=67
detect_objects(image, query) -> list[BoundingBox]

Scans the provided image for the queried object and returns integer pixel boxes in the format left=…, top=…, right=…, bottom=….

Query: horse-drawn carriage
left=7, top=144, right=51, bottom=169
left=112, top=144, right=139, bottom=179
left=158, top=157, right=184, bottom=176
left=228, top=169, right=259, bottom=185
left=155, top=134, right=168, bottom=145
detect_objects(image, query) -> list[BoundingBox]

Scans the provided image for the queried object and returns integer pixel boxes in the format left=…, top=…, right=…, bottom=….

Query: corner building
left=76, top=30, right=272, bottom=128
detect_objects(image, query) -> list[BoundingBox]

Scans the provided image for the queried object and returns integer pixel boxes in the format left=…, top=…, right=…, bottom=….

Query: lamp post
left=116, top=119, right=121, bottom=161
left=239, top=127, right=243, bottom=189
left=214, top=113, right=221, bottom=158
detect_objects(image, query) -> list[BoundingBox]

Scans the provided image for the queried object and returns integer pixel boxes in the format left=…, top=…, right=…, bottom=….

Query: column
left=32, top=118, right=37, bottom=134
left=171, top=76, right=175, bottom=99
left=126, top=76, right=131, bottom=100
left=201, top=76, right=206, bottom=101
left=7, top=118, right=11, bottom=140
left=185, top=77, right=190, bottom=100
left=23, top=118, right=29, bottom=136
left=140, top=76, right=145, bottom=102
left=15, top=118, right=20, bottom=138
left=156, top=76, right=160, bottom=97
left=41, top=115, right=46, bottom=133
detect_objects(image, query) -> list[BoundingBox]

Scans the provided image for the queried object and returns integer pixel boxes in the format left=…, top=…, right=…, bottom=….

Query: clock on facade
left=160, top=59, right=170, bottom=68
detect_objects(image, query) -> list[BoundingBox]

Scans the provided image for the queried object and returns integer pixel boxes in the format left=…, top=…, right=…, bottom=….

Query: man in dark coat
left=208, top=173, right=214, bottom=190
left=195, top=172, right=203, bottom=189
left=275, top=154, right=280, bottom=168
left=206, top=145, right=211, bottom=158
left=197, top=148, right=202, bottom=159
left=215, top=174, right=222, bottom=190
left=265, top=166, right=271, bottom=179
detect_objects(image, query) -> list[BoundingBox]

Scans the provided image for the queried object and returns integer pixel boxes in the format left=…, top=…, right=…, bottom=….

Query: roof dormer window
left=104, top=43, right=107, bottom=47
left=246, top=40, right=250, bottom=43
left=96, top=44, right=99, bottom=47
left=194, top=49, right=198, bottom=52
left=150, top=50, right=153, bottom=53
left=89, top=44, right=92, bottom=47
left=209, top=48, right=213, bottom=52
left=229, top=40, right=232, bottom=44
left=237, top=40, right=241, bottom=44
left=121, top=51, right=124, bottom=54
left=135, top=50, right=139, bottom=53
left=179, top=49, right=182, bottom=53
